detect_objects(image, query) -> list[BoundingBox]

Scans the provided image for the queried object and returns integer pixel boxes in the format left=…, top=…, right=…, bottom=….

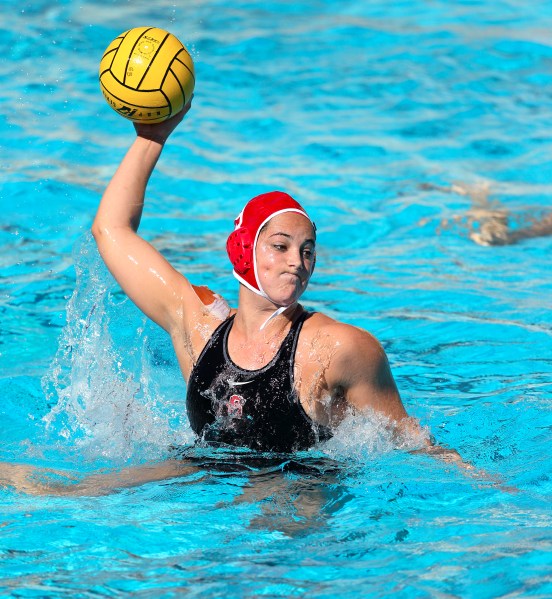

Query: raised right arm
left=91, top=102, right=202, bottom=333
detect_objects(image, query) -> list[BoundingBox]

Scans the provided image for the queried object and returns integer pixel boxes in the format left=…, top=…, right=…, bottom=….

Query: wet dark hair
left=258, top=215, right=316, bottom=240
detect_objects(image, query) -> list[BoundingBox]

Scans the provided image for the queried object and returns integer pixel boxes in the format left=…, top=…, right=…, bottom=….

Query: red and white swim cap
left=226, top=191, right=315, bottom=300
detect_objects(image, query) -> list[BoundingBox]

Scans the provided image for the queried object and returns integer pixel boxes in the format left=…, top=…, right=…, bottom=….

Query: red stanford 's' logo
left=228, top=394, right=245, bottom=417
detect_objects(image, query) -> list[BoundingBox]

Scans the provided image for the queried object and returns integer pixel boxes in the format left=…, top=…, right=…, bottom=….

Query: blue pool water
left=1, top=0, right=552, bottom=596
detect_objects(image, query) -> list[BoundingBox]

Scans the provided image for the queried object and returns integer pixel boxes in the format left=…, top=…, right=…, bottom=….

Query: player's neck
left=235, top=289, right=301, bottom=339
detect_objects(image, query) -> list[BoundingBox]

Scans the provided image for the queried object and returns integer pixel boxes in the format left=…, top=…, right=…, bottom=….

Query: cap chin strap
left=232, top=271, right=295, bottom=331
left=255, top=275, right=295, bottom=331
left=252, top=271, right=298, bottom=331
left=259, top=306, right=289, bottom=331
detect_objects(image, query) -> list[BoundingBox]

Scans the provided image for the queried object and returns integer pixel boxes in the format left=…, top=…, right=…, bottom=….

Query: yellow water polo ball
left=99, top=26, right=195, bottom=123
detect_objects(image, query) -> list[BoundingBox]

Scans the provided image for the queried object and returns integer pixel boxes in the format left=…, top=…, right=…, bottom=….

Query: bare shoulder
left=302, top=312, right=386, bottom=359
left=300, top=310, right=395, bottom=392
left=295, top=310, right=405, bottom=422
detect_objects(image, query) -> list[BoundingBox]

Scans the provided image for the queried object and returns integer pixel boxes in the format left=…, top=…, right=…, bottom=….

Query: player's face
left=255, top=212, right=316, bottom=306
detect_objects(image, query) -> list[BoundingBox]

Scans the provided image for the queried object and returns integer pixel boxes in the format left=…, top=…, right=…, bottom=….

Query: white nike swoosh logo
left=228, top=379, right=253, bottom=386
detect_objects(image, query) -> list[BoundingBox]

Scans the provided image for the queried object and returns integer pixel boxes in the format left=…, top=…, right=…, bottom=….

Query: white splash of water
left=320, top=409, right=430, bottom=462
left=41, top=233, right=192, bottom=464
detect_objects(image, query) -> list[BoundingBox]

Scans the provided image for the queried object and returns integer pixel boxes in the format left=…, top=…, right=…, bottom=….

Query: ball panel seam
left=123, top=27, right=155, bottom=86
left=175, top=53, right=196, bottom=82
left=136, top=32, right=170, bottom=90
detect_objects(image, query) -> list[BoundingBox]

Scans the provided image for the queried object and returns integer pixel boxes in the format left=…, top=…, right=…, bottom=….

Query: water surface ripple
left=1, top=1, right=551, bottom=597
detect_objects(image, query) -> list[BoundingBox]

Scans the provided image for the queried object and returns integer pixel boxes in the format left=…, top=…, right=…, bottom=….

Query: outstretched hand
left=134, top=95, right=193, bottom=144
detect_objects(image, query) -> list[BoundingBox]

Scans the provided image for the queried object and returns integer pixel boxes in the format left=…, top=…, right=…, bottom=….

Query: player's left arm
left=326, top=324, right=473, bottom=466
left=325, top=325, right=516, bottom=489
left=325, top=324, right=407, bottom=422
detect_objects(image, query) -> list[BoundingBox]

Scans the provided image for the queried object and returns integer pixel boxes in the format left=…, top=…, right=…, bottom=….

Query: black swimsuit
left=186, top=311, right=331, bottom=453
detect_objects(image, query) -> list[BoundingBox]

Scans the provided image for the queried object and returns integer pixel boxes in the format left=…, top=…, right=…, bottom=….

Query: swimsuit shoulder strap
left=287, top=310, right=310, bottom=380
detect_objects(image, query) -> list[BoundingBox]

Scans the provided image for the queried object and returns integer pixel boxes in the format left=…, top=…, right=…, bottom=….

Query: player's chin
left=277, top=281, right=308, bottom=306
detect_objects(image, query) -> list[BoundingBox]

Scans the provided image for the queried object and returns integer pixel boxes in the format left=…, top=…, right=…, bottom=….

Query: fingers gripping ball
left=99, top=26, right=195, bottom=123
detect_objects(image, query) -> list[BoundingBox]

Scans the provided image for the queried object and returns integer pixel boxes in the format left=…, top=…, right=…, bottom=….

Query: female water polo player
left=1, top=101, right=487, bottom=497
left=90, top=100, right=457, bottom=461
